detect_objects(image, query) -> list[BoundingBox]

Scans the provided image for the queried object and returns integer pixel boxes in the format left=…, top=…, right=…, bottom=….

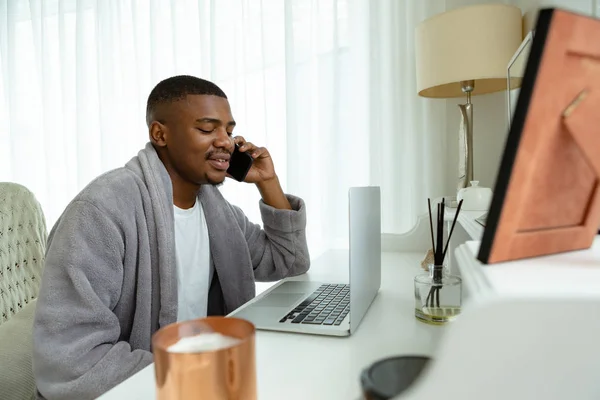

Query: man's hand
left=231, top=136, right=292, bottom=210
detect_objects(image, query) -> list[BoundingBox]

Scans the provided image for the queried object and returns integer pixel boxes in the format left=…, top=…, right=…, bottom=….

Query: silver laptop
left=230, top=186, right=381, bottom=337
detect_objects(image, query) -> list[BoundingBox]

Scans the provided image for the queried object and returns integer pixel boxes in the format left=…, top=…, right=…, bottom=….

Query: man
left=32, top=75, right=310, bottom=399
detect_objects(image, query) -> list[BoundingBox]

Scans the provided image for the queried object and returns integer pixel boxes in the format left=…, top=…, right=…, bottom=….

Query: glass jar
left=414, top=264, right=462, bottom=325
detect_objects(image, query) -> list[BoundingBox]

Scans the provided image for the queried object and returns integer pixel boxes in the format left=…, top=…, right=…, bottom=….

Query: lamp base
left=457, top=81, right=474, bottom=192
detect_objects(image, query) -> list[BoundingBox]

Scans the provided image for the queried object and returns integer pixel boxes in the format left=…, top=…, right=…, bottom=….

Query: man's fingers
left=239, top=141, right=257, bottom=153
left=250, top=147, right=268, bottom=158
left=233, top=137, right=269, bottom=159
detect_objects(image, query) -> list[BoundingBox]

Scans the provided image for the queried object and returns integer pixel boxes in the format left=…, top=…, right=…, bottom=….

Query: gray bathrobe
left=32, top=143, right=310, bottom=400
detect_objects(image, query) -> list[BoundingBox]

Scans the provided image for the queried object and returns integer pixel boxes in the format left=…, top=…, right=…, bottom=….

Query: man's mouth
left=206, top=153, right=231, bottom=171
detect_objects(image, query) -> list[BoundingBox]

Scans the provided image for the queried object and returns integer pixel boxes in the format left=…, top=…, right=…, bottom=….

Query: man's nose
left=213, top=128, right=233, bottom=150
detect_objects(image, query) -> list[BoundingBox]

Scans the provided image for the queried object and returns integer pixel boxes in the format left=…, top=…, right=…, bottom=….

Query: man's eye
left=197, top=128, right=214, bottom=133
left=227, top=131, right=233, bottom=136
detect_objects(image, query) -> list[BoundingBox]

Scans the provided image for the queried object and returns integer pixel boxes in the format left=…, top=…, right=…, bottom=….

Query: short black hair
left=146, top=75, right=227, bottom=126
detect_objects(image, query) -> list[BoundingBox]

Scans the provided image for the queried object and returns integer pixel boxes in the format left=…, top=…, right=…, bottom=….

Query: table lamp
left=415, top=4, right=522, bottom=193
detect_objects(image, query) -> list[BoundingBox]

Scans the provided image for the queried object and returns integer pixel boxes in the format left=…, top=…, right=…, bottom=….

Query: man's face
left=157, top=94, right=236, bottom=186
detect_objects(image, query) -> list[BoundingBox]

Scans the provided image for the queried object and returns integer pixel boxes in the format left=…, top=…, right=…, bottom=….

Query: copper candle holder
left=152, top=317, right=257, bottom=400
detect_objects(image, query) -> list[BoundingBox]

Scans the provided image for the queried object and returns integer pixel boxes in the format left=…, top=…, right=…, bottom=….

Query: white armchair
left=0, top=183, right=47, bottom=400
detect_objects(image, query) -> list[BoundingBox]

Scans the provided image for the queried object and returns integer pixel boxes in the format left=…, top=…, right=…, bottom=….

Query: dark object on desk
left=478, top=8, right=600, bottom=264
left=360, top=356, right=431, bottom=400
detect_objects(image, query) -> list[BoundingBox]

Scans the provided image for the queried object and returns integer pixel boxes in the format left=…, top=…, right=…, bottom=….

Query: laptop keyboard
left=278, top=284, right=350, bottom=326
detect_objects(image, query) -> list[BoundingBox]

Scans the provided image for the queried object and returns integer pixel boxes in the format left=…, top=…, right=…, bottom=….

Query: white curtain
left=0, top=0, right=447, bottom=257
left=368, top=0, right=448, bottom=236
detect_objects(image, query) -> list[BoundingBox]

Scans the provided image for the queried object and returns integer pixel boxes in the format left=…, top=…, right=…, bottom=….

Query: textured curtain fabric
left=368, top=0, right=448, bottom=238
left=0, top=0, right=447, bottom=256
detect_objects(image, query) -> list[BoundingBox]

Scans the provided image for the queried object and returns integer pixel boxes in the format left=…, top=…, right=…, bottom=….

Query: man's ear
left=149, top=121, right=168, bottom=147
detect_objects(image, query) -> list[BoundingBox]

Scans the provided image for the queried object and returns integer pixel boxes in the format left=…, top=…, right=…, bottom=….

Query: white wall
left=441, top=0, right=598, bottom=196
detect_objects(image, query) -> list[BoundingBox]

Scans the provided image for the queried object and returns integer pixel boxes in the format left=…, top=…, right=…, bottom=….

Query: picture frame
left=478, top=8, right=600, bottom=264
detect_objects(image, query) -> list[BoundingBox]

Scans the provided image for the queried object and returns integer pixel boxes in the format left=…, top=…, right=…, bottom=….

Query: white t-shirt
left=173, top=200, right=213, bottom=322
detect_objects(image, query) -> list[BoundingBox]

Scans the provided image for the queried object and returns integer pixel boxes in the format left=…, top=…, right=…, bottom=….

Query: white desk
left=98, top=250, right=446, bottom=400
left=94, top=214, right=600, bottom=400
left=456, top=237, right=600, bottom=300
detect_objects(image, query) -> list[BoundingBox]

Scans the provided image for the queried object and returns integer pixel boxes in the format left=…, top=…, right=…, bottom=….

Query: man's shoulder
left=71, top=167, right=146, bottom=214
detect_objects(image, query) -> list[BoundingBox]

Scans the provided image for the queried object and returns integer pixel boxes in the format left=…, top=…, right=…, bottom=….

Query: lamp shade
left=415, top=4, right=522, bottom=98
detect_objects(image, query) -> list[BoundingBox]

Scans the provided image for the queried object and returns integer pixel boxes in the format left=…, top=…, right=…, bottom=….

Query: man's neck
left=156, top=149, right=200, bottom=209
left=172, top=181, right=199, bottom=209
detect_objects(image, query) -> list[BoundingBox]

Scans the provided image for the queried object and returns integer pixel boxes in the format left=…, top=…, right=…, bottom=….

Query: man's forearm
left=256, top=176, right=292, bottom=210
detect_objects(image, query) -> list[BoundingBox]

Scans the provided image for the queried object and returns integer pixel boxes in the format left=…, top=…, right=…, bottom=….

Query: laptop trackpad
left=256, top=293, right=304, bottom=308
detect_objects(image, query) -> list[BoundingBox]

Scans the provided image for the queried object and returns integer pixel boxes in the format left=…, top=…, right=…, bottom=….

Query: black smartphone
left=227, top=144, right=253, bottom=182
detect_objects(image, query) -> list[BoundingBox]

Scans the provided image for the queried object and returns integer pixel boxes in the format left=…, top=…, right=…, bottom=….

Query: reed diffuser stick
left=427, top=198, right=435, bottom=254
left=424, top=198, right=464, bottom=310
left=435, top=200, right=444, bottom=265
left=442, top=200, right=464, bottom=261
